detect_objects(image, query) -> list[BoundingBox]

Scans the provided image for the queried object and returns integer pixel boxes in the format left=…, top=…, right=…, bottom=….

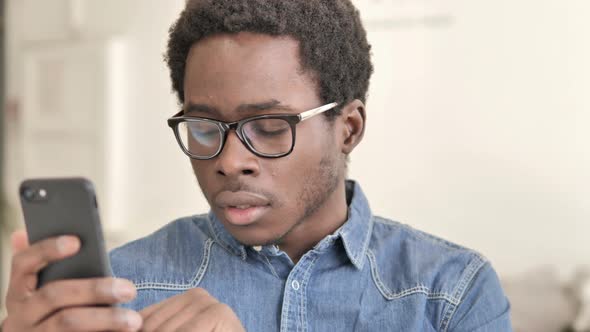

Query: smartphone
left=19, top=177, right=111, bottom=288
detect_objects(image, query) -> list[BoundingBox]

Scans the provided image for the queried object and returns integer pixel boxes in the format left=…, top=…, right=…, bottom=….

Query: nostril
left=242, top=169, right=254, bottom=175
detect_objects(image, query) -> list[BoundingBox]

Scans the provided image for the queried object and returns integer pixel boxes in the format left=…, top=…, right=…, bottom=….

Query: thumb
left=10, top=229, right=29, bottom=253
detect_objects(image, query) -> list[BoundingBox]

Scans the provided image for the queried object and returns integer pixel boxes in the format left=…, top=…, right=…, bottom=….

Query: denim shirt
left=110, top=181, right=512, bottom=331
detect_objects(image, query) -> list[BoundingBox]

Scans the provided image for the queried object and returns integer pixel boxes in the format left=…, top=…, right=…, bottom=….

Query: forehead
left=183, top=32, right=320, bottom=113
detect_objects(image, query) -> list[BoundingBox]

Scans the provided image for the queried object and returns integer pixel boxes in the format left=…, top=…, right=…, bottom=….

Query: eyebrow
left=184, top=99, right=297, bottom=117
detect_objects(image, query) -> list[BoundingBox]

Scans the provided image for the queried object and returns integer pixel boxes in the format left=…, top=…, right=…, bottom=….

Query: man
left=2, top=0, right=512, bottom=331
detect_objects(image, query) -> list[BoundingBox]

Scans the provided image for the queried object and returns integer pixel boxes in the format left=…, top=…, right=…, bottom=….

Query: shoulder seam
left=439, top=255, right=489, bottom=332
left=373, top=216, right=401, bottom=227
left=374, top=216, right=477, bottom=254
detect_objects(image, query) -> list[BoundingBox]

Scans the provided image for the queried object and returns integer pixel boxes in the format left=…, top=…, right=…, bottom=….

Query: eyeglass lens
left=178, top=118, right=293, bottom=158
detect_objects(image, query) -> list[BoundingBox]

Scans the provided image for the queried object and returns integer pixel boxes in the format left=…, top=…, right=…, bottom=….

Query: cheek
left=271, top=129, right=332, bottom=188
left=296, top=123, right=338, bottom=164
left=191, top=162, right=215, bottom=195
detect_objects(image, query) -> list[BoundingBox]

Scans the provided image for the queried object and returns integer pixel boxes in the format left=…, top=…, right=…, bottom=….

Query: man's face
left=183, top=32, right=345, bottom=246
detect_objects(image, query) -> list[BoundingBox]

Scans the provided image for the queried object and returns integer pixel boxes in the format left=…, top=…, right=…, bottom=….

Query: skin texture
left=183, top=32, right=366, bottom=262
left=1, top=32, right=366, bottom=331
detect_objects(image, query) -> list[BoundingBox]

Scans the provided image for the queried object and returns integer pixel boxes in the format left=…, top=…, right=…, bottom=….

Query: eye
left=248, top=119, right=290, bottom=137
left=187, top=121, right=220, bottom=143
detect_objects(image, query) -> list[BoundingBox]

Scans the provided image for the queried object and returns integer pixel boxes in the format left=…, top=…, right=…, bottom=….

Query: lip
left=215, top=191, right=271, bottom=226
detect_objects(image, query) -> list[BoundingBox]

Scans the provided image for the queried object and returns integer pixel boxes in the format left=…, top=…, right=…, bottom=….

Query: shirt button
left=291, top=280, right=300, bottom=291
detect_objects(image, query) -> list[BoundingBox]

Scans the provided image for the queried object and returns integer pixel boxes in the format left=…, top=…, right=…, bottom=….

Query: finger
left=138, top=289, right=186, bottom=320
left=7, top=235, right=80, bottom=301
left=177, top=303, right=244, bottom=332
left=140, top=287, right=217, bottom=319
left=140, top=293, right=194, bottom=331
left=10, top=229, right=29, bottom=253
left=11, top=235, right=80, bottom=276
left=155, top=301, right=216, bottom=332
left=26, top=278, right=137, bottom=325
left=140, top=288, right=218, bottom=331
left=39, top=306, right=142, bottom=332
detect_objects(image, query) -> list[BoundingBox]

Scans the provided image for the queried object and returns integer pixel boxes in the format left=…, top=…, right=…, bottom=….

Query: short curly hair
left=166, top=0, right=373, bottom=118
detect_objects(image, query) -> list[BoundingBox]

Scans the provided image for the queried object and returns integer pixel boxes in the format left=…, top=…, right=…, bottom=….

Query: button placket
left=279, top=251, right=321, bottom=332
left=281, top=266, right=306, bottom=331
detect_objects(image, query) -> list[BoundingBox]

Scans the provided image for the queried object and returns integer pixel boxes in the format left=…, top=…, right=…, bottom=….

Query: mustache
left=192, top=171, right=281, bottom=206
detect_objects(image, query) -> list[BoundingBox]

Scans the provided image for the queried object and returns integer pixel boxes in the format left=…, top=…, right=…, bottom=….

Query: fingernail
left=123, top=311, right=142, bottom=330
left=56, top=236, right=79, bottom=254
left=113, top=279, right=136, bottom=301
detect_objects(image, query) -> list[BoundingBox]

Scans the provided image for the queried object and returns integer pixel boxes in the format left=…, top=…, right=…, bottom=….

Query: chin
left=225, top=222, right=286, bottom=246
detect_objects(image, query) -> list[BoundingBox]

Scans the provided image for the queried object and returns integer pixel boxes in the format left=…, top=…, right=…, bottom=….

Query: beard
left=271, top=149, right=343, bottom=246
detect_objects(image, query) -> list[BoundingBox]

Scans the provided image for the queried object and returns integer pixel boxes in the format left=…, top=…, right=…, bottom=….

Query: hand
left=1, top=229, right=143, bottom=332
left=140, top=288, right=246, bottom=331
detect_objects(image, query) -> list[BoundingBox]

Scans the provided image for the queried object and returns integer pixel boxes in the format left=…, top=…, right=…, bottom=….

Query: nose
left=215, top=131, right=260, bottom=177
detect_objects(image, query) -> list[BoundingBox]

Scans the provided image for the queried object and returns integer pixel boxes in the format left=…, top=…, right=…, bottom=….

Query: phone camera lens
left=22, top=188, right=36, bottom=201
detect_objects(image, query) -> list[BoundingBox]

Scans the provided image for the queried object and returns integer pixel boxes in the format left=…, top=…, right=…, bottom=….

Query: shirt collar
left=206, top=180, right=374, bottom=269
left=207, top=211, right=248, bottom=260
left=334, top=180, right=373, bottom=270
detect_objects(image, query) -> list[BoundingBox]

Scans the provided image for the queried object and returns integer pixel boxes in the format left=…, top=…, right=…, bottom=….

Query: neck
left=277, top=180, right=349, bottom=264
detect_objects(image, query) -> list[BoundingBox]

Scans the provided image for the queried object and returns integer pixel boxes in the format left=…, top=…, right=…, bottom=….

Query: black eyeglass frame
left=167, top=102, right=339, bottom=160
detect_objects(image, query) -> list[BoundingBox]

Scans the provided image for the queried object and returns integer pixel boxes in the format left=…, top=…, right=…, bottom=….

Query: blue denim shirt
left=110, top=181, right=512, bottom=331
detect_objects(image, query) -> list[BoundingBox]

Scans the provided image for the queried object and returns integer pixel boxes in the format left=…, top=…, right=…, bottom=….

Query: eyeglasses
left=167, top=102, right=338, bottom=160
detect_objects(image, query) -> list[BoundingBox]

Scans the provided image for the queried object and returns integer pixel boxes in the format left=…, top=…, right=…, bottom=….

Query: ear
left=338, top=99, right=366, bottom=155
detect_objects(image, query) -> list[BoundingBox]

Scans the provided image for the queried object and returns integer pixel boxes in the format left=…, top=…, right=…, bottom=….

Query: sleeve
left=445, top=262, right=513, bottom=332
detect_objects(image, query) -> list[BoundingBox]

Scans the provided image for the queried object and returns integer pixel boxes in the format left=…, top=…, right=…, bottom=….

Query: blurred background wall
left=1, top=0, right=589, bottom=329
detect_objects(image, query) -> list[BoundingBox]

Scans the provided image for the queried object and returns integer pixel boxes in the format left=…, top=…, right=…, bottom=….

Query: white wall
left=116, top=0, right=210, bottom=239
left=3, top=0, right=589, bottom=281
left=352, top=0, right=590, bottom=277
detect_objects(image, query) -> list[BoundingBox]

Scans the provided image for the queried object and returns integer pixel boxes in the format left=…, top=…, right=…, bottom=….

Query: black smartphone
left=19, top=177, right=111, bottom=288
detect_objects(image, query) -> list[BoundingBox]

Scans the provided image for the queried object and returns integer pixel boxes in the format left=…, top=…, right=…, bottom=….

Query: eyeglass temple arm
left=298, top=102, right=339, bottom=121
